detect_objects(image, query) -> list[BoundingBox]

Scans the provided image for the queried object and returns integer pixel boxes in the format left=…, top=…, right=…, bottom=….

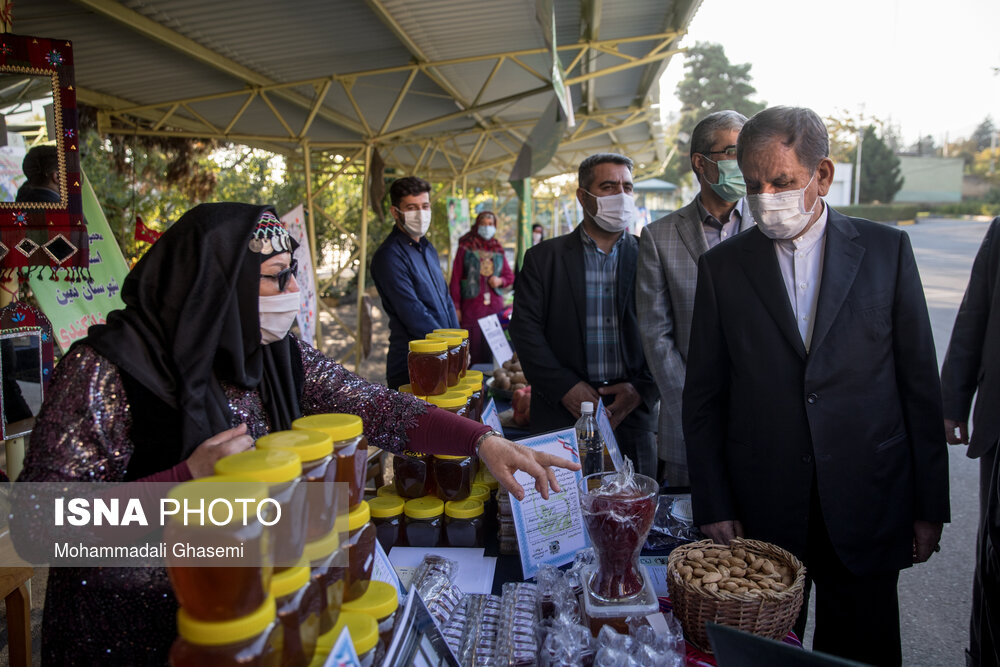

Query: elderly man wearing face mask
left=511, top=153, right=659, bottom=478
left=371, top=176, right=460, bottom=389
left=683, top=106, right=949, bottom=666
left=636, top=110, right=755, bottom=486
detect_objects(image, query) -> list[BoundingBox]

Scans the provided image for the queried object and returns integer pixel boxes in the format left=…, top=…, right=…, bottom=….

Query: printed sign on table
left=508, top=428, right=589, bottom=578
left=323, top=627, right=361, bottom=667
left=480, top=397, right=504, bottom=437
left=477, top=313, right=513, bottom=367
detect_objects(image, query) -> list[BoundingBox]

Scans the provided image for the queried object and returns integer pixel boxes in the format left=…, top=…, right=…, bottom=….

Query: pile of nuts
left=673, top=546, right=794, bottom=596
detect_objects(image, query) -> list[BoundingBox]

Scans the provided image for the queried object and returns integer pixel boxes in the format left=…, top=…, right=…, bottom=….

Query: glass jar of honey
left=270, top=565, right=322, bottom=667
left=311, top=611, right=379, bottom=667
left=165, top=478, right=272, bottom=622
left=303, top=527, right=346, bottom=635
left=392, top=450, right=435, bottom=498
left=376, top=484, right=399, bottom=498
left=293, top=414, right=368, bottom=510
left=403, top=496, right=444, bottom=548
left=461, top=372, right=485, bottom=421
left=170, top=596, right=283, bottom=667
left=433, top=328, right=470, bottom=378
left=432, top=454, right=477, bottom=501
left=427, top=391, right=468, bottom=417
left=256, top=429, right=339, bottom=542
left=341, top=581, right=399, bottom=654
left=407, top=339, right=449, bottom=396
left=396, top=384, right=427, bottom=400
left=213, top=449, right=305, bottom=570
left=444, top=499, right=485, bottom=548
left=368, top=495, right=405, bottom=552
left=425, top=332, right=463, bottom=387
left=345, top=501, right=376, bottom=602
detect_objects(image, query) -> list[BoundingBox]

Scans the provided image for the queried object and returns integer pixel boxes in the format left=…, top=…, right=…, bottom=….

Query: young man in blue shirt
left=371, top=176, right=459, bottom=389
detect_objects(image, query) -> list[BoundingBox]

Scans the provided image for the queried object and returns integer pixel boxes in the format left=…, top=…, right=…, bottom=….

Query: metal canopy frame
left=15, top=0, right=702, bottom=372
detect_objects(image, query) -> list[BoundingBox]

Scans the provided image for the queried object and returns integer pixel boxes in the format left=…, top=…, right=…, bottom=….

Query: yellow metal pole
left=356, top=143, right=373, bottom=373
left=302, top=139, right=321, bottom=349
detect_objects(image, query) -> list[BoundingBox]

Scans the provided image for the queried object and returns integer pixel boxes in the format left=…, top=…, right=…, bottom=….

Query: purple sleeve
left=296, top=338, right=489, bottom=456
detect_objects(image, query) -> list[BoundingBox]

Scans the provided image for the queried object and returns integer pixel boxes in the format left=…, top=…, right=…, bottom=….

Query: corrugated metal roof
left=15, top=0, right=702, bottom=182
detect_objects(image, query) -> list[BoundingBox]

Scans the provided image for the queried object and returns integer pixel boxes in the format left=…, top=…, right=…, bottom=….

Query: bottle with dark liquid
left=575, top=401, right=604, bottom=476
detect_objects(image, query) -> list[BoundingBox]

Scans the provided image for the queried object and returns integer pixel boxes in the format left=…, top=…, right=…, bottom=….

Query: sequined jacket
left=19, top=337, right=428, bottom=665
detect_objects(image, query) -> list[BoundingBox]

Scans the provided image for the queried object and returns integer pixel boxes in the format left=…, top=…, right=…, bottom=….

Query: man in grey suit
left=636, top=110, right=755, bottom=485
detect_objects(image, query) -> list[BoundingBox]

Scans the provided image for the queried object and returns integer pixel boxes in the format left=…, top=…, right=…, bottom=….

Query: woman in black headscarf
left=17, top=203, right=576, bottom=664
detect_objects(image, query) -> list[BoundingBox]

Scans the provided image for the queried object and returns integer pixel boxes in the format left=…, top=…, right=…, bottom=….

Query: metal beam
left=70, top=0, right=365, bottom=135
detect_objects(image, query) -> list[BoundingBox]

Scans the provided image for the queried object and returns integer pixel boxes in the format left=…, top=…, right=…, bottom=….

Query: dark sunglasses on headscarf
left=261, top=258, right=298, bottom=292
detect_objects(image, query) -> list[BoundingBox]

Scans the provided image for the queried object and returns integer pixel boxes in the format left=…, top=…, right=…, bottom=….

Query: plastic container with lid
left=407, top=339, right=449, bottom=396
left=345, top=501, right=377, bottom=602
left=293, top=414, right=368, bottom=509
left=310, top=611, right=379, bottom=667
left=342, top=580, right=400, bottom=652
left=403, top=496, right=444, bottom=548
left=457, top=379, right=482, bottom=421
left=376, top=484, right=399, bottom=498
left=367, top=495, right=405, bottom=552
left=270, top=565, right=322, bottom=667
left=169, top=596, right=284, bottom=667
left=432, top=454, right=477, bottom=501
left=214, top=449, right=305, bottom=570
left=165, top=478, right=273, bottom=622
left=396, top=384, right=427, bottom=401
left=425, top=332, right=463, bottom=387
left=444, top=499, right=485, bottom=548
left=303, top=527, right=346, bottom=634
left=432, top=328, right=470, bottom=378
left=427, top=391, right=468, bottom=417
left=392, top=450, right=436, bottom=498
left=256, top=429, right=339, bottom=542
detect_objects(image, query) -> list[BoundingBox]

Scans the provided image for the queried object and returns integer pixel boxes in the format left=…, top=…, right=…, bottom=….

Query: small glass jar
left=463, top=370, right=485, bottom=421
left=256, top=429, right=339, bottom=542
left=293, top=414, right=368, bottom=510
left=426, top=332, right=464, bottom=387
left=368, top=495, right=405, bottom=552
left=444, top=499, right=485, bottom=548
left=451, top=383, right=476, bottom=421
left=427, top=391, right=468, bottom=418
left=407, top=339, right=449, bottom=396
left=345, top=501, right=377, bottom=602
left=403, top=496, right=444, bottom=548
left=170, top=596, right=284, bottom=667
left=376, top=484, right=399, bottom=498
left=468, top=483, right=493, bottom=521
left=392, top=450, right=436, bottom=498
left=342, top=581, right=400, bottom=653
left=214, top=449, right=305, bottom=570
left=303, top=527, right=345, bottom=634
left=457, top=380, right=481, bottom=421
left=311, top=611, right=379, bottom=667
left=433, top=328, right=470, bottom=378
left=165, top=478, right=272, bottom=622
left=432, top=454, right=476, bottom=501
left=270, top=565, right=322, bottom=667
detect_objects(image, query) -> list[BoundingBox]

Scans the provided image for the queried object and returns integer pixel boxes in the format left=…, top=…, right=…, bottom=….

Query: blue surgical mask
left=477, top=225, right=496, bottom=241
left=702, top=156, right=747, bottom=202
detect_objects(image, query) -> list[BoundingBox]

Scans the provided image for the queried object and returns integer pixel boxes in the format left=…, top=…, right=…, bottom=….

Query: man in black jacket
left=941, top=216, right=1000, bottom=667
left=683, top=107, right=949, bottom=666
left=510, top=153, right=658, bottom=477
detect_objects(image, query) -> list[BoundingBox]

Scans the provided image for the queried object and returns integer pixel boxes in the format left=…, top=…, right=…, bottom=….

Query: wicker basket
left=666, top=538, right=806, bottom=653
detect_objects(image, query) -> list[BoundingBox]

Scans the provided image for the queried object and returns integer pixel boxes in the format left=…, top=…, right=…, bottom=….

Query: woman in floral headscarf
left=15, top=203, right=575, bottom=665
left=449, top=211, right=514, bottom=364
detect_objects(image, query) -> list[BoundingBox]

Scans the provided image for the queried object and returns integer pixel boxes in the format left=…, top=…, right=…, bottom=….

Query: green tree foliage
left=972, top=116, right=996, bottom=151
left=858, top=125, right=904, bottom=204
left=662, top=42, right=765, bottom=186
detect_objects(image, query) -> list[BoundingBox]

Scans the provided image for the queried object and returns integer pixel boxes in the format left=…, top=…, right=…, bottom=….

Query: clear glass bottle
left=575, top=401, right=604, bottom=477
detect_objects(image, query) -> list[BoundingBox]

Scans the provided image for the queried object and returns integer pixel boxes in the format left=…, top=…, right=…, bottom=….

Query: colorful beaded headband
left=248, top=211, right=294, bottom=255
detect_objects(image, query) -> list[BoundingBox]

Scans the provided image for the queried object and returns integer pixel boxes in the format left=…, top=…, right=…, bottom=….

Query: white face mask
left=259, top=292, right=301, bottom=344
left=399, top=209, right=431, bottom=238
left=746, top=172, right=818, bottom=240
left=477, top=225, right=496, bottom=241
left=532, top=232, right=542, bottom=245
left=582, top=190, right=636, bottom=233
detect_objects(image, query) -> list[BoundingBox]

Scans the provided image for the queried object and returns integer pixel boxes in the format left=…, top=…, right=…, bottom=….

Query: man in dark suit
left=510, top=153, right=658, bottom=477
left=941, top=216, right=1000, bottom=667
left=683, top=106, right=950, bottom=667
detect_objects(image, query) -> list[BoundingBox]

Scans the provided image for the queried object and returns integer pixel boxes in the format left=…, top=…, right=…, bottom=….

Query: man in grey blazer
left=636, top=110, right=755, bottom=485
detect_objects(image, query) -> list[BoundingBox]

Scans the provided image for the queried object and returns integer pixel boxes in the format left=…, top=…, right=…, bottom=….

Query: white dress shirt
left=774, top=201, right=829, bottom=352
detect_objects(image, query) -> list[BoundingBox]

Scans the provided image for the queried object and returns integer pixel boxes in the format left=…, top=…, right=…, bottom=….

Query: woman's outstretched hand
left=185, top=423, right=254, bottom=478
left=477, top=435, right=581, bottom=501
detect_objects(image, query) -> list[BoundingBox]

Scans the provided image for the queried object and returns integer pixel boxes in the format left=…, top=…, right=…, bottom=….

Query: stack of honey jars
left=404, top=329, right=478, bottom=416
